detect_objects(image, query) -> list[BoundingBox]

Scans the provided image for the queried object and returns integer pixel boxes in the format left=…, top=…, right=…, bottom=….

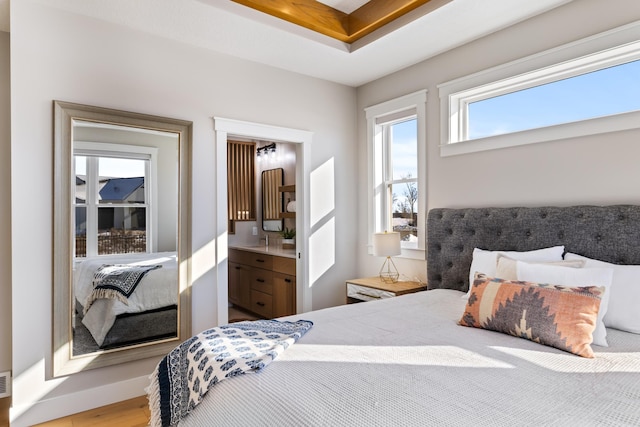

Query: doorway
left=214, top=118, right=312, bottom=325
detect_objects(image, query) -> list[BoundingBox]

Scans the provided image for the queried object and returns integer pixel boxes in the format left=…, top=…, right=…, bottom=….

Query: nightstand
left=345, top=277, right=426, bottom=304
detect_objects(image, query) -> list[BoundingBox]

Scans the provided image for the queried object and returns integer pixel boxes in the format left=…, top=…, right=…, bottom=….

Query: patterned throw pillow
left=459, top=273, right=605, bottom=358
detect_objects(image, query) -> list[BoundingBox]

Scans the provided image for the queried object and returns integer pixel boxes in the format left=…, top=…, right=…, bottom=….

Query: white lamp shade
left=372, top=232, right=401, bottom=257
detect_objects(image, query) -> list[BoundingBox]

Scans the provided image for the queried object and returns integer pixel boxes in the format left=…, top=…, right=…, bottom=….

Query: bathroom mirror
left=262, top=168, right=284, bottom=232
left=53, top=101, right=192, bottom=377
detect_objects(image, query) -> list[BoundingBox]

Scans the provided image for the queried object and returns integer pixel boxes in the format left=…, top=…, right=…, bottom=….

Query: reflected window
left=74, top=150, right=153, bottom=258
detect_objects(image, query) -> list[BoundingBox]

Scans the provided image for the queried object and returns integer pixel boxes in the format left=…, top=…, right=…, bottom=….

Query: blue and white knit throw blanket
left=83, top=264, right=161, bottom=314
left=146, top=319, right=313, bottom=427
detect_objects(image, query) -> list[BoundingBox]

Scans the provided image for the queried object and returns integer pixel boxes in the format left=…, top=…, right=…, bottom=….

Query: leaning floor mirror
left=52, top=101, right=192, bottom=377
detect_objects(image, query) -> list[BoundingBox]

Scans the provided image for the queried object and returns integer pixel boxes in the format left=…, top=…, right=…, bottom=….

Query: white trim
left=213, top=117, right=313, bottom=321
left=441, top=110, right=640, bottom=157
left=365, top=90, right=427, bottom=260
left=438, top=20, right=640, bottom=157
left=365, top=90, right=427, bottom=120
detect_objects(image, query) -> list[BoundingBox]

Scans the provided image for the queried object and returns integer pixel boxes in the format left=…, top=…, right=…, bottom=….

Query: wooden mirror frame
left=52, top=101, right=192, bottom=377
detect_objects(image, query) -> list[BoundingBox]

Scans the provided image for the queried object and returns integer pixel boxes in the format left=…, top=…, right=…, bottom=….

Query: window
left=439, top=22, right=640, bottom=157
left=467, top=59, right=640, bottom=140
left=366, top=90, right=427, bottom=258
left=74, top=143, right=158, bottom=258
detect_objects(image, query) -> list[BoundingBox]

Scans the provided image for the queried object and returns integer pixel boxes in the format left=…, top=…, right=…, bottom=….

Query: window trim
left=365, top=89, right=427, bottom=260
left=74, top=141, right=159, bottom=257
left=438, top=20, right=640, bottom=157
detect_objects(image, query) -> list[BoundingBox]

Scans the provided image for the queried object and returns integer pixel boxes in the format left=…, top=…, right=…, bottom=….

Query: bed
left=152, top=205, right=640, bottom=426
left=73, top=251, right=178, bottom=350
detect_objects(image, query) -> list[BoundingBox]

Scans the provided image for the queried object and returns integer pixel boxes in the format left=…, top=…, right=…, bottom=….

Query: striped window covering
left=227, top=141, right=256, bottom=232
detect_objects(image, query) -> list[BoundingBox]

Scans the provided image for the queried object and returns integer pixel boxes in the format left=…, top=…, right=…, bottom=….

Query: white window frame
left=74, top=141, right=159, bottom=257
left=438, top=20, right=640, bottom=157
left=366, top=90, right=427, bottom=260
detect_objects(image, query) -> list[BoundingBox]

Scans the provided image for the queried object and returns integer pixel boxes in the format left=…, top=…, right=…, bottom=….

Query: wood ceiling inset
left=231, top=0, right=435, bottom=43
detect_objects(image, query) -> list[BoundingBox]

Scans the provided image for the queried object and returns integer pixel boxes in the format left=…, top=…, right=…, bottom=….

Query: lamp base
left=379, top=257, right=399, bottom=283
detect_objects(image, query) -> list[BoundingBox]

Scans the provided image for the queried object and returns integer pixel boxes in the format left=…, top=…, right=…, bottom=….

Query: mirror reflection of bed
left=72, top=252, right=178, bottom=354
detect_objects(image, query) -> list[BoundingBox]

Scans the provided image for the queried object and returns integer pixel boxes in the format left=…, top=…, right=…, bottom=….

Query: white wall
left=0, top=31, right=11, bottom=376
left=356, top=0, right=640, bottom=281
left=10, top=1, right=357, bottom=425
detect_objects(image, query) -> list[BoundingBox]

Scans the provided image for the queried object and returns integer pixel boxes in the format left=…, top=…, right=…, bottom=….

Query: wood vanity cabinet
left=229, top=248, right=296, bottom=319
left=228, top=261, right=251, bottom=308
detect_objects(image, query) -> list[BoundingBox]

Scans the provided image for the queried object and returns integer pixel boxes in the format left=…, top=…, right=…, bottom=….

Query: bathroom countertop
left=229, top=244, right=296, bottom=259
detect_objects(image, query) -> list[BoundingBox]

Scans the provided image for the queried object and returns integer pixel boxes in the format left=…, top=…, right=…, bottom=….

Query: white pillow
left=495, top=255, right=585, bottom=281
left=565, top=253, right=640, bottom=334
left=466, top=246, right=565, bottom=298
left=517, top=262, right=613, bottom=347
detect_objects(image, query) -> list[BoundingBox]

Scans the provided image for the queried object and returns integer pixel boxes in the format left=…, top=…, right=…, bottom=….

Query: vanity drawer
left=251, top=270, right=273, bottom=294
left=248, top=254, right=272, bottom=270
left=251, top=290, right=273, bottom=318
left=229, top=248, right=273, bottom=269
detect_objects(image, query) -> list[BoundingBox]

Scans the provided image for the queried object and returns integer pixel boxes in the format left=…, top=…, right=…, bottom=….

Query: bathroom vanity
left=228, top=246, right=296, bottom=319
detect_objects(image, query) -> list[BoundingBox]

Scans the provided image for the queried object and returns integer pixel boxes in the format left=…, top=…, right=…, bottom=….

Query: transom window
left=366, top=90, right=427, bottom=258
left=438, top=22, right=640, bottom=157
left=467, top=59, right=640, bottom=141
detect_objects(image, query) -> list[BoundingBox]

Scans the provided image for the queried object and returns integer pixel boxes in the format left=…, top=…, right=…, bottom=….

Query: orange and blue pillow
left=460, top=273, right=604, bottom=358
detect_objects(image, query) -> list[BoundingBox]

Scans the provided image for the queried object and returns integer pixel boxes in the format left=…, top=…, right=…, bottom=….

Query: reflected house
left=75, top=176, right=146, bottom=256
left=98, top=177, right=146, bottom=230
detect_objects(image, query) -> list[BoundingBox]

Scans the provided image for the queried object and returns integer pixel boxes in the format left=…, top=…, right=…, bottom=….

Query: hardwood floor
left=228, top=305, right=261, bottom=323
left=33, top=396, right=150, bottom=427
left=1, top=397, right=10, bottom=427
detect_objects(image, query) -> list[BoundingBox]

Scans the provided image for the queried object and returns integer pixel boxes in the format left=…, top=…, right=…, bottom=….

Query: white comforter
left=74, top=251, right=178, bottom=347
left=179, top=289, right=640, bottom=427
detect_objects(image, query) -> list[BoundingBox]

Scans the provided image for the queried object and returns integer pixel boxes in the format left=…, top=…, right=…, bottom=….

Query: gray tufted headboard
left=426, top=205, right=640, bottom=292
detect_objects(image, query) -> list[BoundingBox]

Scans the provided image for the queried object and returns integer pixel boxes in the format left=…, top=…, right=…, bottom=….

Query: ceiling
left=231, top=0, right=437, bottom=44
left=1, top=0, right=572, bottom=87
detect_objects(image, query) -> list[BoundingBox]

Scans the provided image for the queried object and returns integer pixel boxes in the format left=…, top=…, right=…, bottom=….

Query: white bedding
left=179, top=289, right=640, bottom=426
left=74, top=251, right=178, bottom=347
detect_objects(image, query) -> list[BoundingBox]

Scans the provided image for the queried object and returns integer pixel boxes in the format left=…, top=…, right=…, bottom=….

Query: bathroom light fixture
left=372, top=231, right=401, bottom=283
left=257, top=142, right=276, bottom=160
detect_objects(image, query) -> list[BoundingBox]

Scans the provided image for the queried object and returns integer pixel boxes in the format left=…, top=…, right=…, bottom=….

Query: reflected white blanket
left=179, top=289, right=640, bottom=427
left=74, top=252, right=178, bottom=347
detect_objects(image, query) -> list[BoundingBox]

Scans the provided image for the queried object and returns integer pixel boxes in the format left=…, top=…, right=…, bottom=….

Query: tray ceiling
left=231, top=0, right=437, bottom=43
left=5, top=0, right=573, bottom=87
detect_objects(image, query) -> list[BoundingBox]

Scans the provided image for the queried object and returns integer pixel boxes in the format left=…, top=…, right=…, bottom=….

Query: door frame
left=213, top=117, right=312, bottom=324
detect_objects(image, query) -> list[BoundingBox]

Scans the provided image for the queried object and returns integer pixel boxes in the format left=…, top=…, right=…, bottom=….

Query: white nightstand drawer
left=347, top=283, right=395, bottom=302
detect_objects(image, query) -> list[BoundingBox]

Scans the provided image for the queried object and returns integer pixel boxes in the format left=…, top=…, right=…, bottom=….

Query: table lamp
left=372, top=231, right=401, bottom=283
